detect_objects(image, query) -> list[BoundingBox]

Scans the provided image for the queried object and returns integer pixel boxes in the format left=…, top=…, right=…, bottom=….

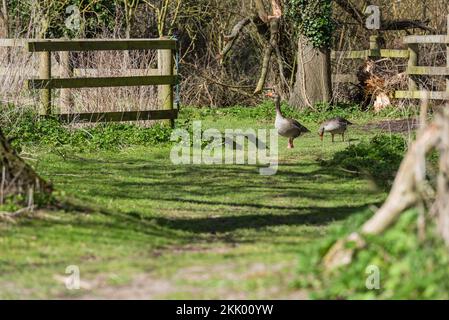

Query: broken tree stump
left=0, top=128, right=52, bottom=205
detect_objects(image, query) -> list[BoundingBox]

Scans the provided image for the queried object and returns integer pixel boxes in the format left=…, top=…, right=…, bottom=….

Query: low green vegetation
left=295, top=209, right=449, bottom=299
left=181, top=100, right=414, bottom=124
left=2, top=102, right=442, bottom=299
left=324, top=134, right=408, bottom=188
left=2, top=101, right=416, bottom=153
left=4, top=113, right=173, bottom=153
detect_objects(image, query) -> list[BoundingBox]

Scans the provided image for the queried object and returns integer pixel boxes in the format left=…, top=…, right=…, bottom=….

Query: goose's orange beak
left=265, top=92, right=274, bottom=97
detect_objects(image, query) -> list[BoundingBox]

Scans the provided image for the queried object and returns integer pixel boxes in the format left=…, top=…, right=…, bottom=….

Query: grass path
left=0, top=114, right=388, bottom=299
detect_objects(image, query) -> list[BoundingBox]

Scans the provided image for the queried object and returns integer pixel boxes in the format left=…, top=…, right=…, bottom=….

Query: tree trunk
left=0, top=0, right=9, bottom=38
left=0, top=129, right=51, bottom=205
left=289, top=36, right=332, bottom=109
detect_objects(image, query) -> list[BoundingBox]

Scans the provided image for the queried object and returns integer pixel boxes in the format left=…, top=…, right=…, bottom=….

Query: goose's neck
left=275, top=97, right=283, bottom=118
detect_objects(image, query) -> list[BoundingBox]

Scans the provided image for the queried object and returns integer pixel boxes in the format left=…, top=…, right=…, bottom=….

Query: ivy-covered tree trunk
left=287, top=0, right=333, bottom=109
left=289, top=35, right=332, bottom=108
left=0, top=128, right=51, bottom=205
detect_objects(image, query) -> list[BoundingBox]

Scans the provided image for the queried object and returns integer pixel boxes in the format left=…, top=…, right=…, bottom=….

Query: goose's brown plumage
left=318, top=117, right=353, bottom=142
left=266, top=91, right=310, bottom=148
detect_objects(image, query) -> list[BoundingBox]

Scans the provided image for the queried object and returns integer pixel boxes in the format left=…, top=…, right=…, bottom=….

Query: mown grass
left=0, top=103, right=410, bottom=299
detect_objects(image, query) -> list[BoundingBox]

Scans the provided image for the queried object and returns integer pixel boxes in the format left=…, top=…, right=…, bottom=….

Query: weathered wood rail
left=331, top=35, right=410, bottom=84
left=395, top=15, right=449, bottom=100
left=333, top=14, right=449, bottom=101
left=0, top=38, right=178, bottom=126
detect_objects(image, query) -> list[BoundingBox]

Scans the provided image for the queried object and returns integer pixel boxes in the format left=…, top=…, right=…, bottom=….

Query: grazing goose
left=266, top=91, right=310, bottom=149
left=318, top=117, right=353, bottom=142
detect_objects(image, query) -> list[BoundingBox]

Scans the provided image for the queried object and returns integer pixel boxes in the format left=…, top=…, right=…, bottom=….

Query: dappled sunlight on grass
left=0, top=110, right=391, bottom=299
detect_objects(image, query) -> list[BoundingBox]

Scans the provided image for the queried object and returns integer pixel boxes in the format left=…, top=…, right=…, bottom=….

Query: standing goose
left=266, top=91, right=310, bottom=149
left=318, top=117, right=353, bottom=142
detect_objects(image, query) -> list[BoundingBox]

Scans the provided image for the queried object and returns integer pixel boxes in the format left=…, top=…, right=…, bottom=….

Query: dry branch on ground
left=323, top=104, right=449, bottom=270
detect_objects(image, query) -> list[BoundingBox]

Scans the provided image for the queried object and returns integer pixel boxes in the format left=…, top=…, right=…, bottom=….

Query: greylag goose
left=318, top=117, right=353, bottom=142
left=266, top=91, right=310, bottom=149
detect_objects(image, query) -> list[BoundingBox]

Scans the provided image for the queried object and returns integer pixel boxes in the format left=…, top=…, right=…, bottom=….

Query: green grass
left=0, top=104, right=404, bottom=299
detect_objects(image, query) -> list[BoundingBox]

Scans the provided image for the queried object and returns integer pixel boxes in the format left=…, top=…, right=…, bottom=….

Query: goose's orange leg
left=288, top=138, right=294, bottom=149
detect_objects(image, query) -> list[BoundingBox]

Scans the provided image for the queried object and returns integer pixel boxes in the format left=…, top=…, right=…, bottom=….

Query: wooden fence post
left=446, top=14, right=449, bottom=95
left=158, top=38, right=174, bottom=128
left=39, top=49, right=51, bottom=115
left=60, top=51, right=73, bottom=114
left=407, top=43, right=419, bottom=92
left=369, top=35, right=381, bottom=57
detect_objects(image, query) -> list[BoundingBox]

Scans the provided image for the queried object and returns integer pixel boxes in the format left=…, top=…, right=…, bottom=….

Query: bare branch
left=223, top=17, right=251, bottom=41
left=334, top=0, right=435, bottom=32
left=254, top=1, right=283, bottom=93
left=218, top=17, right=252, bottom=62
left=219, top=0, right=285, bottom=94
left=381, top=19, right=435, bottom=32
left=255, top=39, right=274, bottom=94
left=267, top=0, right=282, bottom=21
left=254, top=17, right=281, bottom=94
left=255, top=0, right=268, bottom=23
left=334, top=0, right=365, bottom=25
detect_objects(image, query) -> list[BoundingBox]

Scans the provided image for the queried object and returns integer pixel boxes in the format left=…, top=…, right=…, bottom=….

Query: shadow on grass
left=151, top=203, right=374, bottom=234
left=43, top=154, right=382, bottom=242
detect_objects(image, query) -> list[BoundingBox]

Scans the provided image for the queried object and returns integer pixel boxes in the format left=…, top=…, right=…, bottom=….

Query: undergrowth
left=179, top=101, right=365, bottom=122
left=2, top=111, right=173, bottom=152
left=1, top=101, right=419, bottom=154
left=295, top=209, right=449, bottom=299
left=179, top=100, right=419, bottom=123
left=323, top=134, right=408, bottom=188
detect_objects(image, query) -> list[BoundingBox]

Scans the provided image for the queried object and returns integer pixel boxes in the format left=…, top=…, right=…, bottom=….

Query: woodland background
left=0, top=0, right=448, bottom=111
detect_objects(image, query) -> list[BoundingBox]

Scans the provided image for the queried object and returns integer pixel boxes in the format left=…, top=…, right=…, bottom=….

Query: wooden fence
left=331, top=35, right=410, bottom=85
left=2, top=22, right=448, bottom=119
left=332, top=14, right=449, bottom=101
left=0, top=38, right=178, bottom=126
left=395, top=15, right=449, bottom=100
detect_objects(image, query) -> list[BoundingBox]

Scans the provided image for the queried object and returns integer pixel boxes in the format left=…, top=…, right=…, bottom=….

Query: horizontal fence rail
left=0, top=39, right=26, bottom=47
left=395, top=91, right=448, bottom=100
left=331, top=36, right=409, bottom=85
left=403, top=35, right=449, bottom=44
left=27, top=39, right=177, bottom=52
left=331, top=74, right=358, bottom=84
left=0, top=38, right=178, bottom=125
left=331, top=49, right=409, bottom=60
left=0, top=68, right=161, bottom=78
left=332, top=16, right=449, bottom=102
left=395, top=15, right=449, bottom=101
left=57, top=109, right=179, bottom=123
left=28, top=75, right=178, bottom=89
left=407, top=66, right=449, bottom=76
